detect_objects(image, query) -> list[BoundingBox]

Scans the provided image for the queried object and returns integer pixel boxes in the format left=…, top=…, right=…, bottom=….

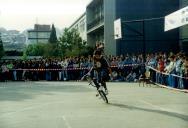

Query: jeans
left=13, top=70, right=17, bottom=81
left=46, top=71, right=51, bottom=81
left=61, top=70, right=68, bottom=81
left=168, top=72, right=176, bottom=88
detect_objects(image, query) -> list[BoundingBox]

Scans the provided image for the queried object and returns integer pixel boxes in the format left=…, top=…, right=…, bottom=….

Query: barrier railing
left=147, top=66, right=188, bottom=92
left=147, top=66, right=188, bottom=80
left=10, top=64, right=142, bottom=71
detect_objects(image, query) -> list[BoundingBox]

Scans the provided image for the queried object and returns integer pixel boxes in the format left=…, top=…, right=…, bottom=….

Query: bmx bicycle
left=81, top=67, right=109, bottom=104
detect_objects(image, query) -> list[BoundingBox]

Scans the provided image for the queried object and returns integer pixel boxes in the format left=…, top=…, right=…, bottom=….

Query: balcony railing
left=87, top=16, right=104, bottom=30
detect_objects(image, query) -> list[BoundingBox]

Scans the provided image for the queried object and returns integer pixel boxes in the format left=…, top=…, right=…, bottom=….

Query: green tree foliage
left=22, top=51, right=28, bottom=60
left=25, top=43, right=61, bottom=57
left=44, top=43, right=61, bottom=57
left=24, top=28, right=94, bottom=58
left=59, top=28, right=93, bottom=57
left=0, top=33, right=4, bottom=59
left=25, top=43, right=46, bottom=56
left=49, top=24, right=58, bottom=44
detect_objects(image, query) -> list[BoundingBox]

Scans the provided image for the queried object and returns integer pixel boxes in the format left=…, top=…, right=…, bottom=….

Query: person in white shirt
left=164, top=55, right=176, bottom=87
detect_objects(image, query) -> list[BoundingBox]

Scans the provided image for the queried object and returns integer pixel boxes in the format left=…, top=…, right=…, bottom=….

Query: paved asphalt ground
left=0, top=81, right=187, bottom=128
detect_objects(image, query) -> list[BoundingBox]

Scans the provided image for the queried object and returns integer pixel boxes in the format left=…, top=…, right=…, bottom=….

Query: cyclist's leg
left=93, top=70, right=100, bottom=89
left=101, top=69, right=109, bottom=89
left=93, top=78, right=100, bottom=89
left=101, top=81, right=107, bottom=90
left=101, top=69, right=109, bottom=94
left=101, top=80, right=108, bottom=95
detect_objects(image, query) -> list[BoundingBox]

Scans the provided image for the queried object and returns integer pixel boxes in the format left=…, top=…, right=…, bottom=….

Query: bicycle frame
left=81, top=67, right=108, bottom=103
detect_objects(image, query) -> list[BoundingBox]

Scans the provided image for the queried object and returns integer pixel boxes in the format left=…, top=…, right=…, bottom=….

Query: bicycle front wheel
left=98, top=90, right=108, bottom=104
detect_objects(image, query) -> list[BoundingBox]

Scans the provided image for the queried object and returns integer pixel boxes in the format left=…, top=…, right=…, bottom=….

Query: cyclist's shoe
left=105, top=89, right=108, bottom=95
left=96, top=90, right=100, bottom=97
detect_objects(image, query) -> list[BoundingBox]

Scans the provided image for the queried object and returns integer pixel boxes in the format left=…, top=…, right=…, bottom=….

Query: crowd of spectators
left=0, top=52, right=188, bottom=89
left=146, top=52, right=188, bottom=89
left=0, top=54, right=142, bottom=82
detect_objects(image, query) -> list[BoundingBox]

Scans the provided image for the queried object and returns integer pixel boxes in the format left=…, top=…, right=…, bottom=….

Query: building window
left=79, top=19, right=85, bottom=32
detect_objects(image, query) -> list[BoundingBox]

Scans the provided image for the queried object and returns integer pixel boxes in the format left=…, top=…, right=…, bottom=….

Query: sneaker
left=96, top=90, right=100, bottom=97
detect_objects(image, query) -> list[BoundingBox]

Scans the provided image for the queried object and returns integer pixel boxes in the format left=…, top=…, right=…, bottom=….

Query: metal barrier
left=147, top=66, right=188, bottom=91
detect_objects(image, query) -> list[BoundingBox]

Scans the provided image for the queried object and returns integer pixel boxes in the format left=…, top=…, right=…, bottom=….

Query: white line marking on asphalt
left=62, top=116, right=72, bottom=128
left=139, top=100, right=187, bottom=115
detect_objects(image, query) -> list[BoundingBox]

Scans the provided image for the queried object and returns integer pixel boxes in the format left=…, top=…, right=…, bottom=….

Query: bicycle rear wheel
left=98, top=90, right=108, bottom=103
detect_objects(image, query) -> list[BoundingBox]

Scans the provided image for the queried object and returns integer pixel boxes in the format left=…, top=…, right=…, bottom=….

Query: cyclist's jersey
left=94, top=56, right=109, bottom=70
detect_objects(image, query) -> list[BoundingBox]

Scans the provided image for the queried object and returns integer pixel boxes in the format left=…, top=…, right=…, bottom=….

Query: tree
left=0, top=33, right=4, bottom=59
left=22, top=50, right=28, bottom=60
left=59, top=28, right=92, bottom=57
left=25, top=43, right=46, bottom=56
left=44, top=43, right=60, bottom=57
left=48, top=24, right=58, bottom=44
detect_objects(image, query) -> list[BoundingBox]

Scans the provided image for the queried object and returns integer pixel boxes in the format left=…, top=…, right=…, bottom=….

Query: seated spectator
left=110, top=71, right=124, bottom=82
left=126, top=71, right=137, bottom=82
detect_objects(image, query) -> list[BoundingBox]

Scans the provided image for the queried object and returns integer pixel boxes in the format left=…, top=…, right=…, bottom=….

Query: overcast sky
left=0, top=0, right=91, bottom=31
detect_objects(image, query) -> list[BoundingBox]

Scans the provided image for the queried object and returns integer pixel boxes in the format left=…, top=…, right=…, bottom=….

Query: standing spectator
left=57, top=59, right=63, bottom=81
left=73, top=57, right=80, bottom=80
left=175, top=53, right=183, bottom=89
left=1, top=62, right=9, bottom=81
left=178, top=56, right=186, bottom=89
left=164, top=55, right=176, bottom=87
left=12, top=61, right=17, bottom=81
left=61, top=57, right=68, bottom=81
left=7, top=61, right=13, bottom=80
left=156, top=56, right=165, bottom=84
left=183, top=57, right=188, bottom=89
left=147, top=54, right=157, bottom=82
left=45, top=59, right=51, bottom=81
left=67, top=57, right=74, bottom=80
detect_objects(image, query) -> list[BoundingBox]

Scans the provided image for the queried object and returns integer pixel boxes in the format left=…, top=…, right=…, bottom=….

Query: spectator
left=1, top=62, right=9, bottom=81
left=183, top=57, right=188, bottom=89
left=126, top=71, right=136, bottom=82
left=175, top=53, right=183, bottom=89
left=164, top=55, right=176, bottom=87
left=156, top=56, right=165, bottom=84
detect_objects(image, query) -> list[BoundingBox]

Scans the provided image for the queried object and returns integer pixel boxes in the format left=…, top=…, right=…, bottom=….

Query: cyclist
left=93, top=49, right=111, bottom=95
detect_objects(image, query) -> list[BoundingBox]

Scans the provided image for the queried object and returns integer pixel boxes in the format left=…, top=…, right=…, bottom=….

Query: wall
left=115, top=0, right=180, bottom=54
left=104, top=0, right=116, bottom=55
left=179, top=0, right=188, bottom=53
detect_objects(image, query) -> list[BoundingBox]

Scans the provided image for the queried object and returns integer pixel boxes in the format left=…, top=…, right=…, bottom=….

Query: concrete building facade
left=70, top=0, right=187, bottom=55
left=115, top=0, right=180, bottom=55
left=179, top=0, right=188, bottom=52
left=86, top=0, right=116, bottom=55
left=68, top=13, right=87, bottom=42
left=27, top=24, right=51, bottom=44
